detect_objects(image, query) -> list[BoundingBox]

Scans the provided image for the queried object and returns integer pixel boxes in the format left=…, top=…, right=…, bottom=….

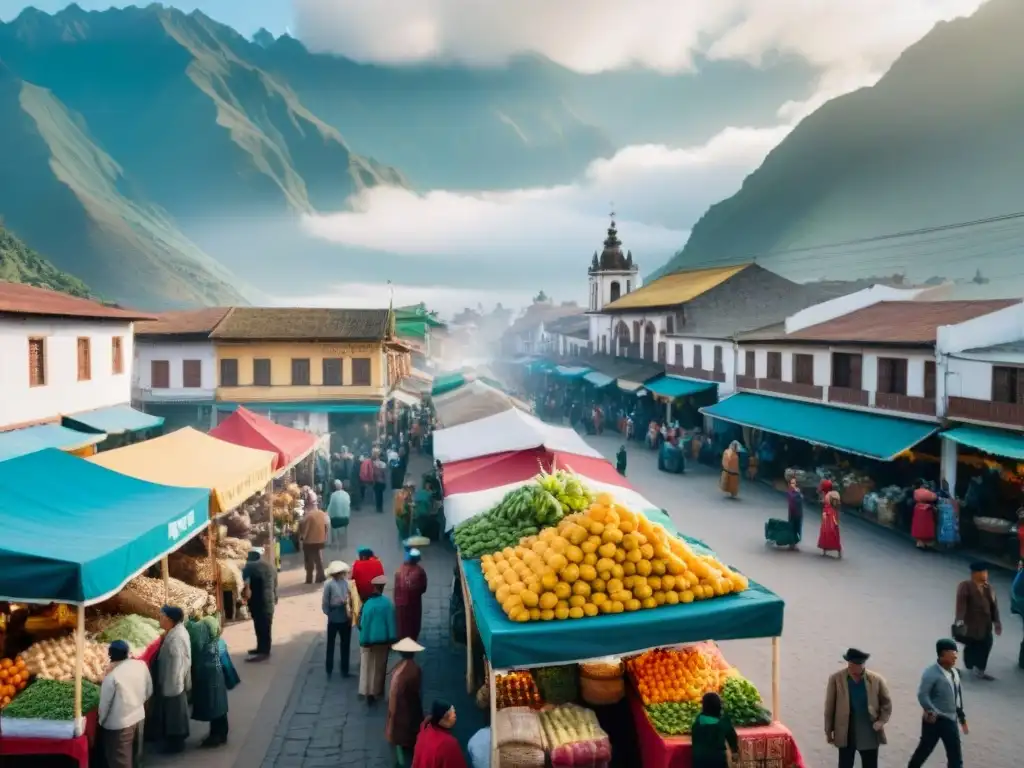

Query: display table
left=0, top=708, right=97, bottom=768
left=629, top=689, right=805, bottom=768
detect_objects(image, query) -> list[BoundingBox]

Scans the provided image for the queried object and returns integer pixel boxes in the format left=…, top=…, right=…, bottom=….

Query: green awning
left=0, top=424, right=107, bottom=462
left=646, top=375, right=716, bottom=399
left=584, top=371, right=614, bottom=388
left=215, top=402, right=380, bottom=414
left=432, top=372, right=467, bottom=396
left=555, top=365, right=591, bottom=379
left=942, top=425, right=1024, bottom=461
left=701, top=392, right=938, bottom=461
left=63, top=404, right=164, bottom=435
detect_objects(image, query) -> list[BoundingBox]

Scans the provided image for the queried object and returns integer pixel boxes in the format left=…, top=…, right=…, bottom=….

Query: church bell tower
left=587, top=213, right=640, bottom=312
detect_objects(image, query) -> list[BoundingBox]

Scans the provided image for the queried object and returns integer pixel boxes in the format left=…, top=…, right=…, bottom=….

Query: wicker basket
left=578, top=660, right=623, bottom=680
left=497, top=744, right=545, bottom=768
left=580, top=675, right=625, bottom=705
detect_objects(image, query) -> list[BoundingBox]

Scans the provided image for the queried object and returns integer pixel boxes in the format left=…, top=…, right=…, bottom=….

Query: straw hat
left=324, top=561, right=349, bottom=577
left=370, top=575, right=388, bottom=586
left=392, top=638, right=425, bottom=653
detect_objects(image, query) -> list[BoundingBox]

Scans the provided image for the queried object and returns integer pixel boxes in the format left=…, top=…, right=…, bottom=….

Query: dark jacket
left=955, top=579, right=1000, bottom=640
left=186, top=618, right=229, bottom=722
left=243, top=557, right=278, bottom=616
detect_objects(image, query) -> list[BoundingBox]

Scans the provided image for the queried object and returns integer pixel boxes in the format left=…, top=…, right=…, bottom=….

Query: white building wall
left=0, top=318, right=134, bottom=429
left=936, top=302, right=1024, bottom=355
left=665, top=337, right=736, bottom=396
left=133, top=340, right=217, bottom=401
left=944, top=357, right=993, bottom=401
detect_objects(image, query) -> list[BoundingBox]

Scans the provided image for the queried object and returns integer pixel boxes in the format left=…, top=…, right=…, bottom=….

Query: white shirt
left=98, top=659, right=153, bottom=730
left=467, top=728, right=491, bottom=768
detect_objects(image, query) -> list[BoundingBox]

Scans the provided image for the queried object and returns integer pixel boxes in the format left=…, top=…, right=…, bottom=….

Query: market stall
left=433, top=408, right=601, bottom=465
left=0, top=448, right=211, bottom=767
left=210, top=406, right=318, bottom=477
left=434, top=380, right=520, bottom=428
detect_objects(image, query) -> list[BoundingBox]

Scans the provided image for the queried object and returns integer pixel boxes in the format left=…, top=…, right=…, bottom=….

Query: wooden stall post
left=209, top=522, right=223, bottom=613
left=771, top=636, right=781, bottom=722
left=264, top=481, right=275, bottom=569
left=73, top=604, right=85, bottom=736
left=457, top=558, right=475, bottom=694
left=488, top=663, right=499, bottom=768
left=161, top=556, right=170, bottom=603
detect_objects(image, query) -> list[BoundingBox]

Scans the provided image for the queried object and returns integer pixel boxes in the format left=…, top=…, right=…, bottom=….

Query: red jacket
left=352, top=557, right=385, bottom=601
left=410, top=721, right=468, bottom=768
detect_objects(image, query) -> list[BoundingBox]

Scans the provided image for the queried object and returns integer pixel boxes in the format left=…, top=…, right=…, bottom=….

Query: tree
left=533, top=290, right=549, bottom=303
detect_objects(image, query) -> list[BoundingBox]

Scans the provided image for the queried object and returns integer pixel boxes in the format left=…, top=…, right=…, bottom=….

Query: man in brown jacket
left=299, top=503, right=330, bottom=584
left=955, top=561, right=1002, bottom=680
left=824, top=648, right=892, bottom=768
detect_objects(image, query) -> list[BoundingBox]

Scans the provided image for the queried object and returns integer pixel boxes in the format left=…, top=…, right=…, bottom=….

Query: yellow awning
left=89, top=427, right=275, bottom=515
left=605, top=264, right=748, bottom=311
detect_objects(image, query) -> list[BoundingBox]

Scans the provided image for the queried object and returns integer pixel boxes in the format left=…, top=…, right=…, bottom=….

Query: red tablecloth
left=629, top=690, right=806, bottom=768
left=0, top=709, right=97, bottom=768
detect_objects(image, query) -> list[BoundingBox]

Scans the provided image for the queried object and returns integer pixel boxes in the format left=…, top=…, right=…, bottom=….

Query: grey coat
left=824, top=669, right=892, bottom=748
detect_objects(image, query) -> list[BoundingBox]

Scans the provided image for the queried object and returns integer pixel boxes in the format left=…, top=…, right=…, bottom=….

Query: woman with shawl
left=394, top=549, right=428, bottom=642
left=911, top=479, right=938, bottom=549
left=185, top=614, right=230, bottom=748
left=817, top=490, right=843, bottom=558
left=411, top=701, right=468, bottom=768
left=720, top=441, right=741, bottom=499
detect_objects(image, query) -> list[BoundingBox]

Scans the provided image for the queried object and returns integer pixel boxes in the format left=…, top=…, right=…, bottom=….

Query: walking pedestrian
left=394, top=548, right=428, bottom=642
left=907, top=639, right=967, bottom=768
left=98, top=640, right=151, bottom=768
left=786, top=476, right=803, bottom=550
left=358, top=575, right=397, bottom=705
left=326, top=479, right=351, bottom=548
left=352, top=546, right=386, bottom=601
left=386, top=638, right=425, bottom=767
left=615, top=444, right=627, bottom=476
left=954, top=561, right=1001, bottom=680
left=373, top=451, right=389, bottom=513
left=411, top=701, right=467, bottom=768
left=1011, top=560, right=1024, bottom=669
left=242, top=548, right=277, bottom=662
left=720, top=441, right=740, bottom=499
left=818, top=490, right=842, bottom=558
left=824, top=648, right=891, bottom=768
left=322, top=561, right=359, bottom=678
left=299, top=501, right=329, bottom=584
left=186, top=614, right=230, bottom=748
left=155, top=606, right=191, bottom=753
left=359, top=452, right=375, bottom=505
left=690, top=692, right=738, bottom=768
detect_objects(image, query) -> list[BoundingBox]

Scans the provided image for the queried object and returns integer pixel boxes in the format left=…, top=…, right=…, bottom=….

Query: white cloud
left=275, top=281, right=536, bottom=318
left=293, top=0, right=983, bottom=75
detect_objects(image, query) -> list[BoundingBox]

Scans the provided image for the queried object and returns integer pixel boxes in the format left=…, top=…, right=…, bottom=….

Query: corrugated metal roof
left=604, top=264, right=749, bottom=311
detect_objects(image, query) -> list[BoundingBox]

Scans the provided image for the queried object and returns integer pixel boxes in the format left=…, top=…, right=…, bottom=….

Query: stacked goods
left=93, top=615, right=162, bottom=650
left=578, top=659, right=625, bottom=706
left=224, top=509, right=252, bottom=539
left=168, top=553, right=216, bottom=585
left=721, top=675, right=770, bottom=726
left=538, top=705, right=611, bottom=768
left=2, top=679, right=100, bottom=719
left=496, top=671, right=543, bottom=709
left=217, top=537, right=251, bottom=560
left=494, top=706, right=546, bottom=768
left=115, top=575, right=211, bottom=619
left=455, top=470, right=594, bottom=559
left=482, top=495, right=749, bottom=622
left=23, top=604, right=78, bottom=634
left=534, top=665, right=578, bottom=705
left=0, top=657, right=29, bottom=706
left=21, top=637, right=110, bottom=684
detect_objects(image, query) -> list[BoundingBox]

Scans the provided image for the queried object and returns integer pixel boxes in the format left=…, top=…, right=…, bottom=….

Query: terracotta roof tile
left=135, top=307, right=232, bottom=336
left=0, top=281, right=155, bottom=321
left=210, top=307, right=390, bottom=341
left=784, top=300, right=1019, bottom=344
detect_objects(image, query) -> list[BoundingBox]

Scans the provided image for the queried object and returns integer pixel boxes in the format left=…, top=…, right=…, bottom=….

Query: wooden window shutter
left=111, top=337, right=124, bottom=374
left=767, top=352, right=782, bottom=380
left=77, top=337, right=91, bottom=381
left=992, top=366, right=1013, bottom=403
left=322, top=358, right=343, bottom=386
left=893, top=359, right=908, bottom=396
left=849, top=354, right=863, bottom=389
left=876, top=357, right=893, bottom=393
left=745, top=350, right=755, bottom=376
left=253, top=359, right=271, bottom=386
left=151, top=360, right=170, bottom=389
left=713, top=346, right=724, bottom=373
left=675, top=344, right=683, bottom=365
left=182, top=360, right=202, bottom=388
left=924, top=361, right=937, bottom=400
left=657, top=342, right=666, bottom=363
left=352, top=358, right=372, bottom=386
left=693, top=345, right=703, bottom=370
left=28, top=338, right=46, bottom=386
left=291, top=358, right=311, bottom=386
left=220, top=358, right=238, bottom=386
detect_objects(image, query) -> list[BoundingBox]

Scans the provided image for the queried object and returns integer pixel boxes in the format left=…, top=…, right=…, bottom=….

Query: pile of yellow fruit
left=480, top=494, right=749, bottom=622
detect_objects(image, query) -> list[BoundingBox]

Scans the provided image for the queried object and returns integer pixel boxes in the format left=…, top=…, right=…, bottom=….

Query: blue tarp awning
left=646, top=375, right=716, bottom=399
left=0, top=449, right=211, bottom=604
left=942, top=425, right=1024, bottom=461
left=0, top=424, right=106, bottom=463
left=526, top=360, right=555, bottom=374
left=63, top=404, right=164, bottom=435
left=554, top=365, right=592, bottom=379
left=432, top=371, right=468, bottom=396
left=464, top=534, right=784, bottom=669
left=701, top=392, right=938, bottom=461
left=584, top=371, right=614, bottom=388
left=215, top=402, right=381, bottom=415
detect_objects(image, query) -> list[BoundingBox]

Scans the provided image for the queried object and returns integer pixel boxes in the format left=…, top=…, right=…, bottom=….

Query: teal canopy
left=432, top=371, right=468, bottom=396
left=527, top=360, right=555, bottom=374
left=63, top=404, right=164, bottom=435
left=584, top=371, right=614, bottom=388
left=942, top=425, right=1024, bottom=461
left=701, top=392, right=938, bottom=461
left=0, top=449, right=210, bottom=604
left=646, top=375, right=716, bottom=399
left=0, top=424, right=106, bottom=463
left=464, top=536, right=784, bottom=669
left=555, top=365, right=591, bottom=379
left=215, top=401, right=380, bottom=414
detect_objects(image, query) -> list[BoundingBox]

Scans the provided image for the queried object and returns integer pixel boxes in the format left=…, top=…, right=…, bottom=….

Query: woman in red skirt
left=910, top=479, right=938, bottom=549
left=818, top=490, right=842, bottom=558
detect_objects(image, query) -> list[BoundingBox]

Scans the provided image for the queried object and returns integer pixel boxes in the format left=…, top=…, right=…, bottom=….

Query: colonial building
left=0, top=282, right=161, bottom=460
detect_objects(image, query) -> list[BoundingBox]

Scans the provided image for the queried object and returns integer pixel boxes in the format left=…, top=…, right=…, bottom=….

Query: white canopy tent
left=433, top=408, right=602, bottom=464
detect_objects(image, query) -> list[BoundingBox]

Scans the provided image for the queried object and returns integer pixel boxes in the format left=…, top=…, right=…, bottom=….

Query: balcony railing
left=828, top=386, right=870, bottom=406
left=666, top=365, right=727, bottom=383
left=735, top=375, right=758, bottom=391
left=947, top=396, right=1024, bottom=428
left=758, top=379, right=824, bottom=400
left=874, top=392, right=937, bottom=417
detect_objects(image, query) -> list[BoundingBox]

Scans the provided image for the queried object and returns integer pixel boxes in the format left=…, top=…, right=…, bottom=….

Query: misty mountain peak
left=253, top=27, right=275, bottom=48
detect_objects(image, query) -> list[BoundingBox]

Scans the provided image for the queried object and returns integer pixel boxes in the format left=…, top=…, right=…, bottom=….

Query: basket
left=497, top=744, right=545, bottom=768
left=578, top=660, right=623, bottom=681
left=495, top=707, right=544, bottom=750
left=580, top=676, right=625, bottom=705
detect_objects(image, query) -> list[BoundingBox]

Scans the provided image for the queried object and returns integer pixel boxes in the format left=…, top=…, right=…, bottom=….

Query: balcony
left=758, top=379, right=824, bottom=400
left=828, top=386, right=870, bottom=407
left=666, top=365, right=726, bottom=383
left=735, top=375, right=758, bottom=391
left=947, top=396, right=1024, bottom=428
left=874, top=392, right=937, bottom=417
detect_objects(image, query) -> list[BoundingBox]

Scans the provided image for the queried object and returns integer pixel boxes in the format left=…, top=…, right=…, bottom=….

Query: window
left=609, top=281, right=621, bottom=303
left=626, top=280, right=632, bottom=294
left=766, top=351, right=782, bottom=380
left=876, top=357, right=908, bottom=395
left=253, top=358, right=271, bottom=386
left=832, top=352, right=863, bottom=389
left=182, top=360, right=202, bottom=388
left=692, top=345, right=703, bottom=370
left=323, top=358, right=343, bottom=386
left=352, top=358, right=372, bottom=386
left=666, top=315, right=675, bottom=334
left=28, top=338, right=46, bottom=386
left=220, top=358, right=239, bottom=386
left=713, top=346, right=724, bottom=374
left=291, top=358, right=311, bottom=386
left=793, top=353, right=814, bottom=385
left=77, top=337, right=91, bottom=381
left=924, top=360, right=937, bottom=400
left=745, top=350, right=756, bottom=376
left=992, top=366, right=1022, bottom=404
left=657, top=342, right=666, bottom=363
left=674, top=344, right=684, bottom=365
left=111, top=336, right=124, bottom=375
left=151, top=360, right=170, bottom=389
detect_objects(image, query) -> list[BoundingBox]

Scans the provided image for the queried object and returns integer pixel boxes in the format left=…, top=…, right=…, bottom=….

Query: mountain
left=660, top=0, right=1024, bottom=285
left=0, top=221, right=91, bottom=297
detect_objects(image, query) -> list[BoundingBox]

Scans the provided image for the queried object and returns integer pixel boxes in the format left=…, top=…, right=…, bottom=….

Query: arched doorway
left=643, top=321, right=656, bottom=361
left=614, top=321, right=630, bottom=356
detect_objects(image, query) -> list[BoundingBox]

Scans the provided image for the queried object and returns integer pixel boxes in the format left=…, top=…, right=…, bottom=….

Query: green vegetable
left=533, top=664, right=578, bottom=705
left=646, top=701, right=701, bottom=735
left=95, top=614, right=162, bottom=649
left=721, top=675, right=769, bottom=725
left=4, top=679, right=101, bottom=720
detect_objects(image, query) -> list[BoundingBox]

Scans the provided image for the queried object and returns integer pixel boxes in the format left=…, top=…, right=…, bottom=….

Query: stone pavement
left=260, top=456, right=485, bottom=768
left=591, top=435, right=1022, bottom=768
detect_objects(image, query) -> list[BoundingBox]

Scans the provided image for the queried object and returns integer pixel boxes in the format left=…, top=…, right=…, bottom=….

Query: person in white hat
left=385, top=638, right=424, bottom=766
left=357, top=574, right=396, bottom=705
left=321, top=561, right=358, bottom=678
